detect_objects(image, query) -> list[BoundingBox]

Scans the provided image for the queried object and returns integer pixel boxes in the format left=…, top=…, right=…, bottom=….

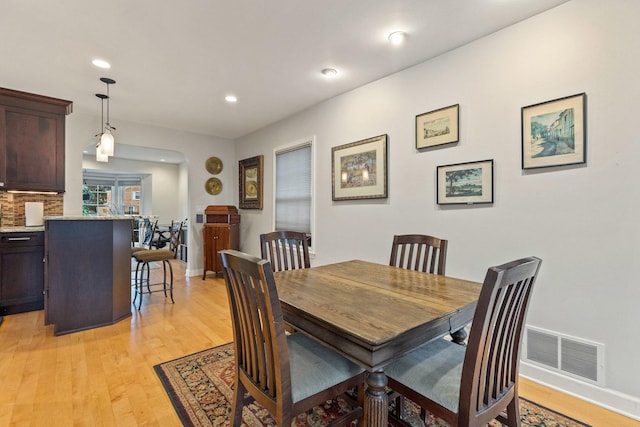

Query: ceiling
left=2, top=0, right=569, bottom=141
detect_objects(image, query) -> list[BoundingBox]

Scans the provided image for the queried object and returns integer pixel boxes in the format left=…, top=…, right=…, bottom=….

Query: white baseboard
left=186, top=268, right=202, bottom=278
left=520, top=361, right=640, bottom=421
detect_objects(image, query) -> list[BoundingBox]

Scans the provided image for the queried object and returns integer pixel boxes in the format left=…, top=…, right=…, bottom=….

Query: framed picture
left=522, top=93, right=586, bottom=169
left=238, top=155, right=263, bottom=209
left=416, top=104, right=459, bottom=149
left=437, top=159, right=493, bottom=205
left=332, top=134, right=388, bottom=201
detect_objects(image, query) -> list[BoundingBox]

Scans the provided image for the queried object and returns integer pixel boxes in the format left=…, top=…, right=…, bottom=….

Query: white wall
left=66, top=112, right=236, bottom=276
left=234, top=0, right=640, bottom=418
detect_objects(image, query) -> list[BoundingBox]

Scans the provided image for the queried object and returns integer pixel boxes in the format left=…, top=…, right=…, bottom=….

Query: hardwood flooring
left=0, top=261, right=637, bottom=426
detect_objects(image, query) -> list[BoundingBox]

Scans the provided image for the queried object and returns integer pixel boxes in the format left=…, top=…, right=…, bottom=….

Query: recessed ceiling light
left=321, top=68, right=338, bottom=78
left=92, top=59, right=111, bottom=69
left=388, top=31, right=406, bottom=45
left=225, top=95, right=238, bottom=103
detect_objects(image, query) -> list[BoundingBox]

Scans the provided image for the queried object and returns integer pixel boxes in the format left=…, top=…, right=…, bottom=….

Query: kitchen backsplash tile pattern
left=0, top=192, right=64, bottom=227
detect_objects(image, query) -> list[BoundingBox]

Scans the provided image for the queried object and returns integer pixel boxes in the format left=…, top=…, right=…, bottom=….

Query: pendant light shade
left=100, top=128, right=114, bottom=156
left=96, top=142, right=109, bottom=162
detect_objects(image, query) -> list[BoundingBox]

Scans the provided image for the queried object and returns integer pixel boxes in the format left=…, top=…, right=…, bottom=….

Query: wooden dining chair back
left=219, top=249, right=365, bottom=427
left=389, top=234, right=448, bottom=275
left=386, top=256, right=542, bottom=427
left=260, top=230, right=310, bottom=272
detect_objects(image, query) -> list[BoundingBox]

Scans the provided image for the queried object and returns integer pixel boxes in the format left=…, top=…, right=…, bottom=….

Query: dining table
left=275, top=259, right=482, bottom=427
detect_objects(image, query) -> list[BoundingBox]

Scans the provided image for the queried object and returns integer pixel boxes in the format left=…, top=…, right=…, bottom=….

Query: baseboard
left=186, top=268, right=202, bottom=278
left=520, top=361, right=640, bottom=421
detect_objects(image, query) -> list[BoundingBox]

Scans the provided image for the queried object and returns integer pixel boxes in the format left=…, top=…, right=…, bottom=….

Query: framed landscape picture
left=332, top=134, right=387, bottom=201
left=522, top=93, right=586, bottom=169
left=238, top=155, right=263, bottom=209
left=437, top=159, right=493, bottom=205
left=416, top=104, right=459, bottom=149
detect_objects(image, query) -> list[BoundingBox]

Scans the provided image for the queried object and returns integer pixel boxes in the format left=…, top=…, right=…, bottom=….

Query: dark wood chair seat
left=386, top=257, right=542, bottom=426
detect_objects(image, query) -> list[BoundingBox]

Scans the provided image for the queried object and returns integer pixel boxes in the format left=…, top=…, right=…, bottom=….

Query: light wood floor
left=0, top=261, right=637, bottom=426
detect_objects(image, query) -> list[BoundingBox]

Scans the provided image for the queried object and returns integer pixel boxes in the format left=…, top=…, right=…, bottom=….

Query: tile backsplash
left=0, top=192, right=64, bottom=227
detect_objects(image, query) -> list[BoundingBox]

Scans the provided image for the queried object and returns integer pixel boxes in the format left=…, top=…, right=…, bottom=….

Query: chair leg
left=132, top=262, right=139, bottom=307
left=162, top=261, right=168, bottom=297
left=231, top=382, right=246, bottom=427
left=134, top=261, right=144, bottom=310
left=505, top=397, right=520, bottom=426
left=167, top=260, right=174, bottom=304
left=138, top=262, right=150, bottom=310
left=144, top=263, right=151, bottom=293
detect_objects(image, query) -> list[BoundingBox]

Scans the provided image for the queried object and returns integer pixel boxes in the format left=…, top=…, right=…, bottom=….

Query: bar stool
left=132, top=248, right=175, bottom=310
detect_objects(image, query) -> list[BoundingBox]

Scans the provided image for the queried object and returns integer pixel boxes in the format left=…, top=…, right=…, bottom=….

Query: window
left=82, top=184, right=112, bottom=216
left=82, top=171, right=144, bottom=216
left=275, top=139, right=313, bottom=247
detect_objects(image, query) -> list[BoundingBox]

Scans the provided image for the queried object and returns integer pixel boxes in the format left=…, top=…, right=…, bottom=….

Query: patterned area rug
left=154, top=342, right=590, bottom=427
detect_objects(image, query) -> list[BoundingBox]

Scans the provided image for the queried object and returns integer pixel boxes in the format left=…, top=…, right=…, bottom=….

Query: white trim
left=520, top=362, right=640, bottom=421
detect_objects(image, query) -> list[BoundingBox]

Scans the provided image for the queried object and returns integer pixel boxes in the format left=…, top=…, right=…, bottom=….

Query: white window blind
left=275, top=143, right=311, bottom=233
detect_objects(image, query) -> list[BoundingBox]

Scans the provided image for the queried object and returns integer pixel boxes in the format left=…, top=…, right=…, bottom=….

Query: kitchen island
left=45, top=216, right=131, bottom=335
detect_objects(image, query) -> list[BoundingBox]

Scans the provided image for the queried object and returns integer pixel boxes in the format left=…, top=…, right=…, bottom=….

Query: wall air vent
left=524, top=326, right=604, bottom=386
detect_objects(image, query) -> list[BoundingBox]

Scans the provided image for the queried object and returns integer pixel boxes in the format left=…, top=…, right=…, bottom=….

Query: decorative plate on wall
left=205, top=177, right=223, bottom=195
left=205, top=156, right=223, bottom=174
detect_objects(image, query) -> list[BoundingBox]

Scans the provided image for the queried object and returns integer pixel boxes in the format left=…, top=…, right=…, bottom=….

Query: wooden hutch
left=202, top=205, right=240, bottom=278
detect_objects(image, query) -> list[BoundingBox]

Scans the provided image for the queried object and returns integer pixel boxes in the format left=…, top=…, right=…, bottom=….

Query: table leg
left=450, top=327, right=468, bottom=345
left=364, top=370, right=388, bottom=427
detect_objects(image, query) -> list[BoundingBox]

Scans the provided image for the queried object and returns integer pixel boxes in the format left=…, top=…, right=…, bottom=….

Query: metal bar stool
left=132, top=248, right=175, bottom=310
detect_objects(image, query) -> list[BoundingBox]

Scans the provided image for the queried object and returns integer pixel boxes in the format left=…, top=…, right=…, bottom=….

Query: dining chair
left=219, top=249, right=365, bottom=427
left=389, top=234, right=448, bottom=275
left=385, top=256, right=542, bottom=427
left=260, top=230, right=310, bottom=272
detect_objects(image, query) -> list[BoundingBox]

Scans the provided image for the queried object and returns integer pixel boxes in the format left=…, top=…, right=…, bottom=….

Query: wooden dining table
left=275, top=259, right=482, bottom=427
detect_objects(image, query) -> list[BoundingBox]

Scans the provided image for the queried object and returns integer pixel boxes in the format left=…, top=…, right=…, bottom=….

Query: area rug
left=154, top=343, right=590, bottom=427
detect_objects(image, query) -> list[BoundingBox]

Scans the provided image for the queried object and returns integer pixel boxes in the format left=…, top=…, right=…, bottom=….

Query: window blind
left=275, top=143, right=311, bottom=233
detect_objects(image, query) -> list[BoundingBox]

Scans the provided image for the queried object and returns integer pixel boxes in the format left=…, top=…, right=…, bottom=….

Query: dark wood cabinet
left=0, top=231, right=45, bottom=315
left=45, top=219, right=131, bottom=335
left=202, top=206, right=239, bottom=278
left=0, top=88, right=72, bottom=192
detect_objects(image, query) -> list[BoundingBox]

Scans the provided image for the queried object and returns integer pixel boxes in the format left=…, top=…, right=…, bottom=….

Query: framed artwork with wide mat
left=416, top=104, right=459, bottom=149
left=521, top=93, right=586, bottom=170
left=331, top=134, right=388, bottom=201
left=437, top=159, right=494, bottom=205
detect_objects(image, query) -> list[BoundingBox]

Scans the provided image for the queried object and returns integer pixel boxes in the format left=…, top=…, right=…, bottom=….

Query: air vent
left=524, top=326, right=604, bottom=386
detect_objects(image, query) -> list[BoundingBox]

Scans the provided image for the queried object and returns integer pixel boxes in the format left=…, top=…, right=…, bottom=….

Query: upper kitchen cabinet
left=0, top=88, right=72, bottom=192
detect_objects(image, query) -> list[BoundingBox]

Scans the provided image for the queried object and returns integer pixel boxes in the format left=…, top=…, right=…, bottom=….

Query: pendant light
left=100, top=77, right=116, bottom=157
left=95, top=93, right=109, bottom=162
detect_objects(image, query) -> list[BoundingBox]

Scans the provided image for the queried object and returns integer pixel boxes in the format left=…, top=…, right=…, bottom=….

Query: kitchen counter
left=44, top=215, right=134, bottom=220
left=0, top=226, right=44, bottom=232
